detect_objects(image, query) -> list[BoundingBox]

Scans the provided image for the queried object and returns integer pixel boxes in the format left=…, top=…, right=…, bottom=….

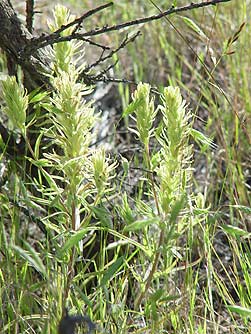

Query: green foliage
left=48, top=4, right=80, bottom=73
left=1, top=1, right=251, bottom=333
left=157, top=86, right=192, bottom=214
left=1, top=76, right=28, bottom=134
left=127, top=83, right=156, bottom=147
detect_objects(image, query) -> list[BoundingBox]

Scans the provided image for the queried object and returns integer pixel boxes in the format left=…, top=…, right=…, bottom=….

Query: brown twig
left=73, top=36, right=110, bottom=50
left=85, top=60, right=119, bottom=84
left=50, top=2, right=113, bottom=36
left=23, top=0, right=231, bottom=56
left=80, top=0, right=231, bottom=38
left=92, top=76, right=137, bottom=85
left=26, top=0, right=34, bottom=33
left=24, top=2, right=113, bottom=55
left=83, top=31, right=141, bottom=73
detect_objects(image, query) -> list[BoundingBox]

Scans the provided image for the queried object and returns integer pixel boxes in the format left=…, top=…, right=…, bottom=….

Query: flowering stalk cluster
left=44, top=5, right=115, bottom=231
left=127, top=83, right=193, bottom=308
left=157, top=86, right=192, bottom=216
left=127, top=84, right=192, bottom=217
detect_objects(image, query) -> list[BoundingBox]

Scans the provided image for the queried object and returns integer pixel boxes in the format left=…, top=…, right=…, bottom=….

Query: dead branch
left=24, top=2, right=114, bottom=56
left=23, top=0, right=231, bottom=57
left=81, top=0, right=232, bottom=37
left=82, top=31, right=141, bottom=74
left=48, top=2, right=113, bottom=37
left=26, top=0, right=34, bottom=33
left=86, top=60, right=119, bottom=84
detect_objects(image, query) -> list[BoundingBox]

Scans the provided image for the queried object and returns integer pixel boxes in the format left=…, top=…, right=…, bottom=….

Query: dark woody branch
left=86, top=60, right=119, bottom=84
left=82, top=31, right=141, bottom=74
left=26, top=0, right=35, bottom=33
left=44, top=2, right=113, bottom=40
left=78, top=31, right=141, bottom=84
left=0, top=0, right=231, bottom=90
left=79, top=0, right=232, bottom=38
left=0, top=0, right=51, bottom=89
left=23, top=2, right=114, bottom=56
left=23, top=0, right=231, bottom=57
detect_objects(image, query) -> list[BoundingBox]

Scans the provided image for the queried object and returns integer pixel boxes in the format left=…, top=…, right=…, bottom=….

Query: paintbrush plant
left=125, top=83, right=194, bottom=310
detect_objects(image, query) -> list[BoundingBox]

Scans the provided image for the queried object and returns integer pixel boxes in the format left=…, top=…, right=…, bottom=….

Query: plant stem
left=135, top=144, right=163, bottom=309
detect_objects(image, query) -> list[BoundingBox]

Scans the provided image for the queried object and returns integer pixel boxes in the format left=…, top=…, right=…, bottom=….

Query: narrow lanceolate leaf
left=227, top=305, right=251, bottom=317
left=90, top=205, right=113, bottom=228
left=230, top=205, right=251, bottom=214
left=221, top=224, right=250, bottom=238
left=57, top=228, right=88, bottom=258
left=34, top=131, right=44, bottom=160
left=190, top=128, right=217, bottom=150
left=100, top=256, right=124, bottom=286
left=122, top=97, right=144, bottom=117
left=180, top=16, right=208, bottom=41
left=11, top=243, right=47, bottom=278
left=124, top=217, right=160, bottom=232
left=169, top=196, right=187, bottom=223
left=29, top=88, right=48, bottom=104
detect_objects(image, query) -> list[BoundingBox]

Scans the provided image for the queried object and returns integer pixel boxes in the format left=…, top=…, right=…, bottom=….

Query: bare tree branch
left=28, top=2, right=113, bottom=48
left=26, top=0, right=34, bottom=33
left=86, top=60, right=119, bottom=84
left=23, top=0, right=231, bottom=56
left=81, top=0, right=231, bottom=37
left=83, top=31, right=141, bottom=73
left=53, top=2, right=113, bottom=34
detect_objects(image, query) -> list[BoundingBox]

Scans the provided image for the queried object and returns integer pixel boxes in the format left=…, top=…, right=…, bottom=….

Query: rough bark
left=0, top=0, right=51, bottom=89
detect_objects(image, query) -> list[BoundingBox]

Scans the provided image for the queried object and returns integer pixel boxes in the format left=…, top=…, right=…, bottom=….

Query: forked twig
left=80, top=0, right=231, bottom=38
left=23, top=0, right=231, bottom=57
left=85, top=60, right=119, bottom=84
left=82, top=31, right=141, bottom=73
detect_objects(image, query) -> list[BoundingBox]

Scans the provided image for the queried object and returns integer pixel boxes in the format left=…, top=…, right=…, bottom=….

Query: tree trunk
left=0, top=0, right=50, bottom=89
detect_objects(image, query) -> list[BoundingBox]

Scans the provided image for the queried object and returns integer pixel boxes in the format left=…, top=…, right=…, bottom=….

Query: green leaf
left=29, top=88, right=48, bottom=104
left=180, top=16, right=208, bottom=41
left=34, top=131, right=44, bottom=160
left=227, top=305, right=251, bottom=317
left=100, top=256, right=124, bottom=286
left=57, top=228, right=88, bottom=258
left=190, top=128, right=217, bottom=151
left=170, top=196, right=186, bottom=223
left=11, top=242, right=47, bottom=278
left=122, top=97, right=144, bottom=117
left=221, top=224, right=250, bottom=237
left=124, top=216, right=160, bottom=232
left=73, top=285, right=93, bottom=308
left=90, top=205, right=113, bottom=228
left=151, top=151, right=161, bottom=169
left=193, top=207, right=209, bottom=215
left=149, top=289, right=165, bottom=302
left=121, top=156, right=129, bottom=175
left=230, top=205, right=251, bottom=214
left=27, top=157, right=52, bottom=168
